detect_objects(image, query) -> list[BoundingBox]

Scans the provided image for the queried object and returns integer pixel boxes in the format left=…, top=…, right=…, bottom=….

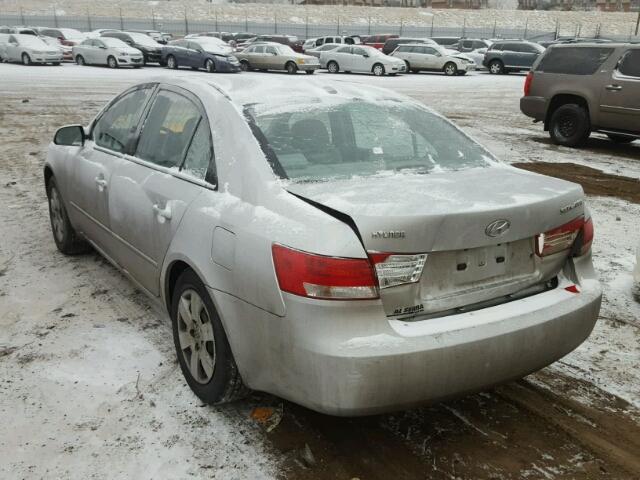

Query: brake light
left=369, top=253, right=427, bottom=289
left=271, top=244, right=378, bottom=300
left=535, top=217, right=584, bottom=257
left=524, top=71, right=534, bottom=96
left=576, top=217, right=594, bottom=256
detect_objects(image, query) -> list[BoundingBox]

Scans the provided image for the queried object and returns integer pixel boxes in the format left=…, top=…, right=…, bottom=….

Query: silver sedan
left=2, top=34, right=63, bottom=65
left=45, top=77, right=601, bottom=416
left=73, top=37, right=144, bottom=68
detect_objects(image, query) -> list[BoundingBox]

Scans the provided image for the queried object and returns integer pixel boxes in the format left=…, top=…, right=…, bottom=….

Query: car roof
left=547, top=41, right=632, bottom=48
left=152, top=76, right=410, bottom=113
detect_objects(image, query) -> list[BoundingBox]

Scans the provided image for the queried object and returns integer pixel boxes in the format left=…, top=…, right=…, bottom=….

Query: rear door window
left=182, top=120, right=214, bottom=182
left=618, top=50, right=640, bottom=77
left=135, top=90, right=201, bottom=169
left=537, top=47, right=614, bottom=75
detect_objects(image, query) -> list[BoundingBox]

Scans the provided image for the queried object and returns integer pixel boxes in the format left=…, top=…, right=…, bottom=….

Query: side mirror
left=54, top=125, right=85, bottom=146
left=271, top=51, right=278, bottom=55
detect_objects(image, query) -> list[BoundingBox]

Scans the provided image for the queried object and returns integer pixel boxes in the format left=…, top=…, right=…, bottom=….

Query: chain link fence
left=1, top=12, right=639, bottom=42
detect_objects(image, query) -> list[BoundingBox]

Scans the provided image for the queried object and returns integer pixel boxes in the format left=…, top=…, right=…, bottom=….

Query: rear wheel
left=327, top=60, right=339, bottom=73
left=285, top=61, right=297, bottom=74
left=489, top=60, right=503, bottom=75
left=443, top=62, right=457, bottom=76
left=171, top=269, right=248, bottom=404
left=205, top=58, right=216, bottom=73
left=75, top=55, right=85, bottom=66
left=549, top=104, right=591, bottom=147
left=607, top=133, right=635, bottom=144
left=239, top=60, right=250, bottom=71
left=47, top=178, right=90, bottom=255
left=166, top=55, right=178, bottom=69
left=372, top=63, right=385, bottom=76
left=107, top=56, right=118, bottom=69
left=22, top=53, right=31, bottom=65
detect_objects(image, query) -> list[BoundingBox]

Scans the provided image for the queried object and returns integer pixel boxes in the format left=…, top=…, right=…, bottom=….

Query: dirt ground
left=0, top=64, right=639, bottom=480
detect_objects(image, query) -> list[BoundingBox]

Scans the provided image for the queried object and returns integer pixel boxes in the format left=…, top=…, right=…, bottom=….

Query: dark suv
left=521, top=43, right=640, bottom=147
left=483, top=40, right=545, bottom=74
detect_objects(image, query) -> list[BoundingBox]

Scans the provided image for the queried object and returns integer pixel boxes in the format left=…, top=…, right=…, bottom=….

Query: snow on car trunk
left=288, top=165, right=586, bottom=317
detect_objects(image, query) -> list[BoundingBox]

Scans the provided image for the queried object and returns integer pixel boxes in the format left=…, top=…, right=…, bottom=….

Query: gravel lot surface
left=0, top=63, right=638, bottom=480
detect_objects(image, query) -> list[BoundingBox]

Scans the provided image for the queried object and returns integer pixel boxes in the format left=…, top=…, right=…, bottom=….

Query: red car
left=251, top=35, right=304, bottom=53
left=38, top=27, right=86, bottom=46
left=362, top=34, right=398, bottom=50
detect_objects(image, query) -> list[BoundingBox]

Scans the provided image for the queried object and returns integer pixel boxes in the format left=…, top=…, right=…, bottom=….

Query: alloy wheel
left=490, top=62, right=502, bottom=74
left=206, top=59, right=215, bottom=73
left=108, top=56, right=117, bottom=68
left=177, top=289, right=216, bottom=384
left=22, top=53, right=30, bottom=65
left=444, top=63, right=456, bottom=76
left=328, top=61, right=338, bottom=73
left=167, top=56, right=176, bottom=69
left=555, top=112, right=579, bottom=139
left=49, top=186, right=65, bottom=244
left=373, top=64, right=384, bottom=76
left=76, top=55, right=85, bottom=66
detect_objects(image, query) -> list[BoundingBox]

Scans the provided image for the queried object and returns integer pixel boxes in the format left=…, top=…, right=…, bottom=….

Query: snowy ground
left=0, top=63, right=638, bottom=479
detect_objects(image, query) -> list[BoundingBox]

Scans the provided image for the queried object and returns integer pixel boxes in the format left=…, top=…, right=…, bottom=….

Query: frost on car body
left=44, top=76, right=601, bottom=416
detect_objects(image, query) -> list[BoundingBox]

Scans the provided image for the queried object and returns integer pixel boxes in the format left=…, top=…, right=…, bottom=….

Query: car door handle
left=605, top=84, right=622, bottom=91
left=153, top=204, right=172, bottom=221
left=95, top=177, right=107, bottom=191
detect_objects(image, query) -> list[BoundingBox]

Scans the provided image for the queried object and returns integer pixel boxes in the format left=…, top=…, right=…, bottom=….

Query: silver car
left=391, top=44, right=476, bottom=75
left=2, top=34, right=63, bottom=65
left=323, top=45, right=406, bottom=76
left=73, top=37, right=144, bottom=68
left=45, top=77, right=601, bottom=416
left=235, top=42, right=319, bottom=74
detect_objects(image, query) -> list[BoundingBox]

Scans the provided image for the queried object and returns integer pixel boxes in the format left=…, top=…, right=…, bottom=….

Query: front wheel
left=47, top=178, right=90, bottom=255
left=443, top=62, right=457, bottom=76
left=285, top=61, right=297, bottom=74
left=107, top=56, right=118, bottom=69
left=166, top=55, right=178, bottom=69
left=172, top=269, right=248, bottom=404
left=239, top=60, right=250, bottom=71
left=205, top=58, right=216, bottom=73
left=372, top=63, right=385, bottom=76
left=22, top=53, right=31, bottom=65
left=548, top=104, right=591, bottom=147
left=327, top=60, right=339, bottom=73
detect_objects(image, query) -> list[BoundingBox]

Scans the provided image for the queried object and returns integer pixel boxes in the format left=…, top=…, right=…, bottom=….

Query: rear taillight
left=535, top=216, right=593, bottom=257
left=272, top=244, right=378, bottom=300
left=369, top=253, right=427, bottom=289
left=524, top=71, right=534, bottom=96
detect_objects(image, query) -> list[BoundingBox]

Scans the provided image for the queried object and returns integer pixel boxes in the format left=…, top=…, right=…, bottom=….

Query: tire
left=404, top=60, right=411, bottom=72
left=107, top=56, right=118, bottom=69
left=443, top=62, right=457, bottom=76
left=456, top=70, right=467, bottom=76
left=205, top=59, right=216, bottom=73
left=76, top=55, right=85, bottom=66
left=46, top=177, right=90, bottom=255
left=306, top=69, right=315, bottom=74
left=372, top=63, right=385, bottom=76
left=171, top=269, right=249, bottom=404
left=285, top=61, right=297, bottom=74
left=549, top=103, right=591, bottom=147
left=489, top=60, right=503, bottom=75
left=22, top=53, right=31, bottom=65
left=607, top=133, right=635, bottom=144
left=133, top=65, right=141, bottom=69
left=239, top=60, right=250, bottom=72
left=52, top=62, right=60, bottom=66
left=166, top=55, right=178, bottom=70
left=327, top=60, right=339, bottom=73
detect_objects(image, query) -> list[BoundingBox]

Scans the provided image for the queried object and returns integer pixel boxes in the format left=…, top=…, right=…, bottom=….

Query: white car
left=306, top=43, right=342, bottom=66
left=391, top=43, right=476, bottom=76
left=73, top=37, right=144, bottom=68
left=1, top=34, right=63, bottom=65
left=323, top=45, right=406, bottom=76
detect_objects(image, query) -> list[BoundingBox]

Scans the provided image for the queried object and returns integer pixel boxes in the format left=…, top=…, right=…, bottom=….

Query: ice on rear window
left=244, top=99, right=495, bottom=182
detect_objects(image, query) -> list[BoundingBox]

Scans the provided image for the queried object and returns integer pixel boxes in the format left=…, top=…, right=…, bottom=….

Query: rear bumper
left=520, top=96, right=547, bottom=121
left=213, top=257, right=601, bottom=416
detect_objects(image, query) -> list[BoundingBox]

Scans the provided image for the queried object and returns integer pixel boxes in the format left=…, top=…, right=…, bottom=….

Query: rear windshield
left=245, top=100, right=494, bottom=182
left=536, top=47, right=614, bottom=75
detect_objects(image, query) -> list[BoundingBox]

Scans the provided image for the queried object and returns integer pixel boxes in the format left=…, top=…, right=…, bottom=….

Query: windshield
left=101, top=37, right=128, bottom=48
left=16, top=35, right=49, bottom=48
left=276, top=45, right=295, bottom=55
left=127, top=32, right=159, bottom=46
left=246, top=100, right=494, bottom=182
left=195, top=38, right=229, bottom=51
